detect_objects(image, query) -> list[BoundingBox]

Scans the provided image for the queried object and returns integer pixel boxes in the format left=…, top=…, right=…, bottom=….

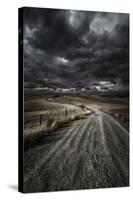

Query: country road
left=24, top=107, right=129, bottom=192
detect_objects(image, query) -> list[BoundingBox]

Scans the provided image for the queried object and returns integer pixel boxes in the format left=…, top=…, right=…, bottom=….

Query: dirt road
left=24, top=107, right=129, bottom=192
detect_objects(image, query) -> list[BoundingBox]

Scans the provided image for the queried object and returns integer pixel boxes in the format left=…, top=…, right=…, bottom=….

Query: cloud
left=90, top=13, right=119, bottom=35
left=23, top=7, right=129, bottom=92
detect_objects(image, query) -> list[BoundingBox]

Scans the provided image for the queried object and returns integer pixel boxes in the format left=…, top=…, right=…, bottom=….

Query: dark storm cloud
left=23, top=7, right=129, bottom=90
left=23, top=8, right=95, bottom=55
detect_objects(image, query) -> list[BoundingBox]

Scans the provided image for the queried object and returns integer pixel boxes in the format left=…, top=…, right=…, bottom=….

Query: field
left=24, top=94, right=129, bottom=141
left=24, top=94, right=129, bottom=192
left=24, top=94, right=94, bottom=143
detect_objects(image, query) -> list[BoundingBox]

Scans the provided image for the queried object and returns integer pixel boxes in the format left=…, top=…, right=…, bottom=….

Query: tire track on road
left=24, top=119, right=84, bottom=183
left=24, top=106, right=129, bottom=192
left=62, top=115, right=96, bottom=168
left=70, top=115, right=95, bottom=149
left=97, top=113, right=109, bottom=155
left=77, top=116, right=96, bottom=153
left=102, top=117, right=129, bottom=185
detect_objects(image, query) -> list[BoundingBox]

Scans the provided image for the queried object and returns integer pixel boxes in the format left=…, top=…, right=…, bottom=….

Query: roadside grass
left=24, top=97, right=93, bottom=147
left=24, top=110, right=92, bottom=151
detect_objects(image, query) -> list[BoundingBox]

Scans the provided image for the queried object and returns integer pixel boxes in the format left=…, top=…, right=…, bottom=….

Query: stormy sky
left=23, top=7, right=129, bottom=92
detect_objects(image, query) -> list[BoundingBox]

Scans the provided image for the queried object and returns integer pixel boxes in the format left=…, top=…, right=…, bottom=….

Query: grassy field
left=24, top=94, right=129, bottom=147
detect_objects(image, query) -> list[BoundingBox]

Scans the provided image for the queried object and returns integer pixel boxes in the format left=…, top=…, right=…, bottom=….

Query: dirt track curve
left=24, top=107, right=129, bottom=192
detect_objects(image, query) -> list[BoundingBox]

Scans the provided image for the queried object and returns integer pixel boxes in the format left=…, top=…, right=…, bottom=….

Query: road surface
left=24, top=107, right=129, bottom=192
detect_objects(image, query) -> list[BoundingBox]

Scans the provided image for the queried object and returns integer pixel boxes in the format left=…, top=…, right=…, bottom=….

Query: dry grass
left=24, top=94, right=129, bottom=141
left=24, top=96, right=92, bottom=141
